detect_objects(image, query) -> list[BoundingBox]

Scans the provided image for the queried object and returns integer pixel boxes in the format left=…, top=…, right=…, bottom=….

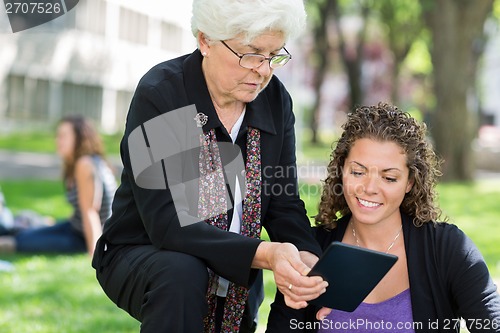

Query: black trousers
left=95, top=244, right=259, bottom=333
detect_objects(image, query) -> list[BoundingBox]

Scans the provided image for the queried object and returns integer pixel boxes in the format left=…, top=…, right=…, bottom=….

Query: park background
left=1, top=0, right=500, bottom=332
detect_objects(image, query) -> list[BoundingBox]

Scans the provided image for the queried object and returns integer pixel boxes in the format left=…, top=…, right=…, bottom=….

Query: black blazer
left=92, top=49, right=322, bottom=289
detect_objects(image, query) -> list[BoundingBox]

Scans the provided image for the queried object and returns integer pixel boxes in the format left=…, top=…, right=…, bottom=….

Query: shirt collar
left=183, top=49, right=277, bottom=135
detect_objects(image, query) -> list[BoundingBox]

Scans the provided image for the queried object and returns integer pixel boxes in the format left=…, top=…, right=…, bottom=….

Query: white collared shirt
left=217, top=108, right=246, bottom=297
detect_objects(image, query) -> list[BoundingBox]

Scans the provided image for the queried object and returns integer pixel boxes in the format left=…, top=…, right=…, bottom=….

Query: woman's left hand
left=316, top=307, right=333, bottom=321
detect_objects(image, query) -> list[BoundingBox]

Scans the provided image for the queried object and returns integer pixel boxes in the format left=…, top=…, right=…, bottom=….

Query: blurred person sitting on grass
left=266, top=103, right=500, bottom=333
left=0, top=115, right=117, bottom=256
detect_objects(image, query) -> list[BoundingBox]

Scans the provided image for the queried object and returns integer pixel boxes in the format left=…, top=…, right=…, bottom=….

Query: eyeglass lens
left=240, top=54, right=290, bottom=69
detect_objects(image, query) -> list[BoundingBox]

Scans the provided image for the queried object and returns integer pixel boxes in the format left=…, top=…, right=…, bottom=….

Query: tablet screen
left=307, top=241, right=398, bottom=312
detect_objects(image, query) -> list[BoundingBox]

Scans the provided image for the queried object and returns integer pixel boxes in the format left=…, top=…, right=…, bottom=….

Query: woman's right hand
left=253, top=242, right=328, bottom=309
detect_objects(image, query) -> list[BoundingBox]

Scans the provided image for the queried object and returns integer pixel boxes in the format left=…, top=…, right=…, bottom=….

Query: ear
left=405, top=179, right=414, bottom=193
left=197, top=32, right=210, bottom=56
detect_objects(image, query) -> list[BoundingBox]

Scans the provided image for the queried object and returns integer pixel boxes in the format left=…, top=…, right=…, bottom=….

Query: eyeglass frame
left=219, top=40, right=292, bottom=69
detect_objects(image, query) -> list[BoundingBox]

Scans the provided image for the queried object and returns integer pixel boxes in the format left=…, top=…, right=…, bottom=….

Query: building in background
left=0, top=0, right=195, bottom=133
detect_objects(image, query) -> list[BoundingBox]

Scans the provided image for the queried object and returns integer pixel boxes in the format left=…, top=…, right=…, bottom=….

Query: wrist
left=252, top=241, right=278, bottom=270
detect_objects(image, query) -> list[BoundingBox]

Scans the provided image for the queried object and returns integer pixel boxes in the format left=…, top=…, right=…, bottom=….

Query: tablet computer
left=307, top=241, right=398, bottom=312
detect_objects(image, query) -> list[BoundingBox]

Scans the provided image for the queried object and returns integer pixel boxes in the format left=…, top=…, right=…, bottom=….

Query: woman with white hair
left=92, top=1, right=327, bottom=332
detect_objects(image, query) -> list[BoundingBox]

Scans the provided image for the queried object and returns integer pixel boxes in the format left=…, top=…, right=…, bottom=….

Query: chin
left=237, top=94, right=260, bottom=104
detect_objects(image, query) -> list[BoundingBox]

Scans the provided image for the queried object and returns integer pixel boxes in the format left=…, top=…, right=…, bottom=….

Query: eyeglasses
left=220, top=40, right=292, bottom=69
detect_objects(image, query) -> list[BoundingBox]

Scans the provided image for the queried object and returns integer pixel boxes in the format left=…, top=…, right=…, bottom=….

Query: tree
left=374, top=0, right=424, bottom=104
left=331, top=0, right=370, bottom=111
left=421, top=0, right=494, bottom=181
left=307, top=0, right=370, bottom=144
left=307, top=0, right=336, bottom=144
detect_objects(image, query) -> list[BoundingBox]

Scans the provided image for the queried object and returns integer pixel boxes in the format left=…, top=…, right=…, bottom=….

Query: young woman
left=267, top=103, right=500, bottom=333
left=0, top=115, right=117, bottom=256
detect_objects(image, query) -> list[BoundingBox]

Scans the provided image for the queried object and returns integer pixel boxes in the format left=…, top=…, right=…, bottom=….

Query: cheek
left=59, top=142, right=70, bottom=155
left=60, top=138, right=75, bottom=155
left=342, top=176, right=364, bottom=197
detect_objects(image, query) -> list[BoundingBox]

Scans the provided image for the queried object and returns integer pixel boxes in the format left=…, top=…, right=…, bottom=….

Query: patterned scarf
left=199, top=127, right=262, bottom=333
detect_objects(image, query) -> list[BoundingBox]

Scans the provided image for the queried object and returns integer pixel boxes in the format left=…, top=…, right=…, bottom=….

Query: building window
left=62, top=82, right=103, bottom=121
left=6, top=75, right=50, bottom=120
left=161, top=21, right=183, bottom=53
left=75, top=0, right=106, bottom=35
left=119, top=7, right=148, bottom=45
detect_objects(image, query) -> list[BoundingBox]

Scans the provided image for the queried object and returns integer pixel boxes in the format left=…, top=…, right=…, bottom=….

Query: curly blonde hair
left=316, top=103, right=444, bottom=229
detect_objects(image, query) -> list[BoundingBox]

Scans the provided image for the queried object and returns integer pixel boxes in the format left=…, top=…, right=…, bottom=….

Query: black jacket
left=92, top=49, right=321, bottom=289
left=267, top=213, right=500, bottom=332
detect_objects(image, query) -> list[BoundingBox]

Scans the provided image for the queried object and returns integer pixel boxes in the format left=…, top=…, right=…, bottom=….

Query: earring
left=202, top=52, right=207, bottom=57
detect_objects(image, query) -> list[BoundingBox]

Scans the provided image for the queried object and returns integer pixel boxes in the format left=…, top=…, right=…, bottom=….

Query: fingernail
left=319, top=315, right=326, bottom=321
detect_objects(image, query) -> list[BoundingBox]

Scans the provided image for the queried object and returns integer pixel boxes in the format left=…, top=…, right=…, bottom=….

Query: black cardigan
left=266, top=213, right=500, bottom=332
left=92, top=49, right=321, bottom=288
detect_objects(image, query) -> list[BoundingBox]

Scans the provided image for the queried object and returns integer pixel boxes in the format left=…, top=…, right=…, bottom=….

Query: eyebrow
left=350, top=161, right=402, bottom=173
left=247, top=43, right=286, bottom=53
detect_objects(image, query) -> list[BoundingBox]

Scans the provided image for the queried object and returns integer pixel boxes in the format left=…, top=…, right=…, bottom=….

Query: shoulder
left=74, top=155, right=96, bottom=178
left=415, top=221, right=469, bottom=244
left=410, top=221, right=483, bottom=264
left=133, top=53, right=192, bottom=104
left=139, top=54, right=189, bottom=88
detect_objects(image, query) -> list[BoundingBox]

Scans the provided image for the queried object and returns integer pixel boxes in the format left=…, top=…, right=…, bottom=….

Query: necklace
left=351, top=221, right=403, bottom=254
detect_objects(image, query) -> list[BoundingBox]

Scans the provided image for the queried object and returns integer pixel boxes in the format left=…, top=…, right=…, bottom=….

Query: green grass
left=0, top=255, right=139, bottom=333
left=0, top=180, right=139, bottom=332
left=1, top=130, right=500, bottom=331
left=0, top=128, right=333, bottom=162
left=437, top=180, right=500, bottom=277
left=0, top=131, right=122, bottom=156
left=2, top=178, right=500, bottom=332
left=0, top=180, right=71, bottom=218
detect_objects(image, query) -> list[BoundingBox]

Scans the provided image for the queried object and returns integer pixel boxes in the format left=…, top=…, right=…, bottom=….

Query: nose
left=363, top=174, right=379, bottom=195
left=253, top=61, right=272, bottom=77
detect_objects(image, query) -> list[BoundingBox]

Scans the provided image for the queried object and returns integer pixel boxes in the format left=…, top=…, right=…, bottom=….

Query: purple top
left=318, top=289, right=415, bottom=333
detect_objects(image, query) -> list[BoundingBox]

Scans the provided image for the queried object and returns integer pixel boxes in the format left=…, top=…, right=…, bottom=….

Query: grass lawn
left=1, top=178, right=499, bottom=332
left=0, top=131, right=122, bottom=156
left=1, top=131, right=499, bottom=332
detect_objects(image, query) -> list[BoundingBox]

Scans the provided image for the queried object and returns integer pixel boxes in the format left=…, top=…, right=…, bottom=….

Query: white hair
left=191, top=0, right=306, bottom=44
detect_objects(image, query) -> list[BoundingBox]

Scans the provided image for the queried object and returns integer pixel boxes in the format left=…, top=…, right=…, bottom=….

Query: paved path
left=0, top=150, right=122, bottom=180
left=0, top=150, right=61, bottom=180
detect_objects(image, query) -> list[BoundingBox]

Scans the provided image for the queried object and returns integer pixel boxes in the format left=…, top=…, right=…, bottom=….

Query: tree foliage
left=306, top=0, right=496, bottom=181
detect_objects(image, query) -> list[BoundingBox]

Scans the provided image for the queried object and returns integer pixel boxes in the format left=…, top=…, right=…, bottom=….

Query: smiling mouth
left=357, top=197, right=382, bottom=208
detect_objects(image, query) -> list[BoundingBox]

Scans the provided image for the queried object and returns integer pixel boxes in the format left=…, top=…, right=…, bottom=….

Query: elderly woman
left=92, top=1, right=327, bottom=332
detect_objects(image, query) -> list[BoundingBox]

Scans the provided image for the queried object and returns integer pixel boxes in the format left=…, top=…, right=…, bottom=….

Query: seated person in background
left=0, top=115, right=117, bottom=256
left=0, top=188, right=14, bottom=235
left=266, top=103, right=500, bottom=333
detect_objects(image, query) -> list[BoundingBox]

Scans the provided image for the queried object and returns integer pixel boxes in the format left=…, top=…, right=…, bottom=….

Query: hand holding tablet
left=307, top=241, right=398, bottom=312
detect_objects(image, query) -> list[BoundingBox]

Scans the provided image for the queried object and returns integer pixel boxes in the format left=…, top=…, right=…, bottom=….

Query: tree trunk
left=309, top=0, right=335, bottom=144
left=332, top=1, right=369, bottom=110
left=421, top=0, right=493, bottom=181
